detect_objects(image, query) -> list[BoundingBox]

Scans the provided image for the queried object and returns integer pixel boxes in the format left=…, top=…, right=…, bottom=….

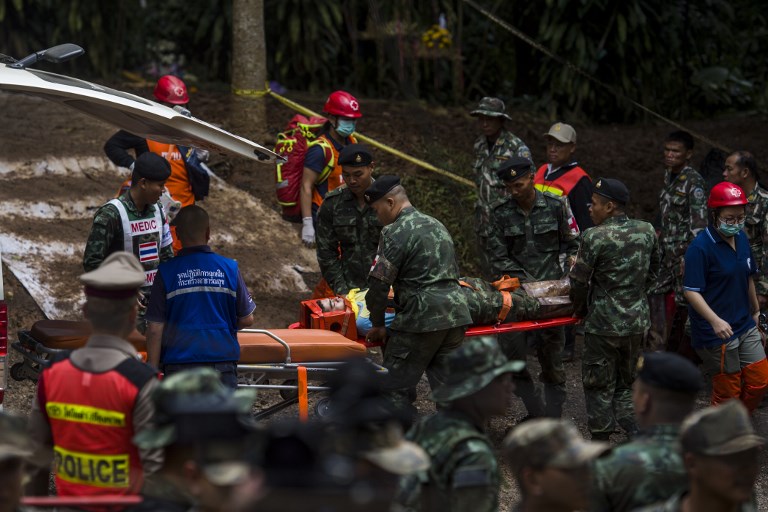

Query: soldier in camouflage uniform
left=504, top=418, right=609, bottom=512
left=590, top=352, right=702, bottom=512
left=1, top=411, right=50, bottom=512
left=394, top=335, right=524, bottom=512
left=634, top=400, right=764, bottom=512
left=487, top=157, right=580, bottom=419
left=129, top=367, right=260, bottom=512
left=470, top=97, right=532, bottom=277
left=570, top=178, right=660, bottom=439
left=83, top=152, right=175, bottom=331
left=722, top=150, right=768, bottom=308
left=364, top=176, right=473, bottom=415
left=648, top=131, right=707, bottom=350
left=315, top=144, right=382, bottom=295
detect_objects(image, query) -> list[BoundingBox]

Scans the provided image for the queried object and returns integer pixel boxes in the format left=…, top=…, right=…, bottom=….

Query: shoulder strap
left=307, top=136, right=337, bottom=184
left=113, top=358, right=158, bottom=390
left=108, top=198, right=132, bottom=252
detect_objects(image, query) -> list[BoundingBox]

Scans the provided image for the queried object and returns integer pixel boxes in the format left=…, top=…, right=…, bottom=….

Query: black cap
left=496, top=156, right=534, bottom=182
left=637, top=352, right=703, bottom=393
left=364, top=175, right=400, bottom=204
left=134, top=152, right=171, bottom=181
left=338, top=144, right=373, bottom=167
left=593, top=177, right=629, bottom=205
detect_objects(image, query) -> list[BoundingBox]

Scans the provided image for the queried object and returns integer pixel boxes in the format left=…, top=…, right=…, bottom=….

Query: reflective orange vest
left=534, top=163, right=589, bottom=197
left=41, top=355, right=156, bottom=508
left=146, top=140, right=195, bottom=209
left=308, top=134, right=357, bottom=209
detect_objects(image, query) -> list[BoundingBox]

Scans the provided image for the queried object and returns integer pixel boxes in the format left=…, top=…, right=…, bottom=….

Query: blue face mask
left=336, top=119, right=356, bottom=138
left=718, top=220, right=744, bottom=237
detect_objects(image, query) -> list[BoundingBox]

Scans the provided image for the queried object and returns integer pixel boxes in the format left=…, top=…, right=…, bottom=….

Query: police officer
left=28, top=252, right=161, bottom=498
left=487, top=156, right=580, bottom=419
left=83, top=151, right=175, bottom=331
left=591, top=352, right=703, bottom=511
left=469, top=97, right=532, bottom=278
left=129, top=368, right=261, bottom=512
left=570, top=178, right=660, bottom=440
left=395, top=336, right=525, bottom=512
left=364, top=175, right=472, bottom=415
left=634, top=400, right=764, bottom=512
left=504, top=418, right=609, bottom=512
left=648, top=131, right=707, bottom=350
left=315, top=144, right=381, bottom=296
left=722, top=150, right=768, bottom=309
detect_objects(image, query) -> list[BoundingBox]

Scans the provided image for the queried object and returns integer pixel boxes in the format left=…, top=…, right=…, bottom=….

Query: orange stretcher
left=11, top=320, right=382, bottom=419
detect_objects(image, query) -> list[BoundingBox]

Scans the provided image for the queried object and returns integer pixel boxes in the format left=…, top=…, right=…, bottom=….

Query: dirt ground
left=2, top=86, right=767, bottom=509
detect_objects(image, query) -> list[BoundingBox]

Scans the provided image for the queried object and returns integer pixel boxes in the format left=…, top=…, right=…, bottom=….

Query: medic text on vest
left=130, top=219, right=158, bottom=234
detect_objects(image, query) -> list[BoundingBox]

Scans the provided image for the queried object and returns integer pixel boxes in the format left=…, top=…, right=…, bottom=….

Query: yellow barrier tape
left=232, top=87, right=272, bottom=98
left=265, top=89, right=476, bottom=189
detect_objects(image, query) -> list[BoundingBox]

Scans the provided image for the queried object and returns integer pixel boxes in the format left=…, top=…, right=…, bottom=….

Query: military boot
left=544, top=383, right=566, bottom=417
left=513, top=377, right=545, bottom=418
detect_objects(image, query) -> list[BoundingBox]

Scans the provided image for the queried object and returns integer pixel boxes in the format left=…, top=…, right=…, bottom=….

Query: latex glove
left=301, top=217, right=315, bottom=248
left=159, top=189, right=182, bottom=221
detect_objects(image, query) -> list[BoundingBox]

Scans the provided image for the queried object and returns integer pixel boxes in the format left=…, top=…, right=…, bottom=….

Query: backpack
left=178, top=145, right=211, bottom=201
left=274, top=115, right=328, bottom=222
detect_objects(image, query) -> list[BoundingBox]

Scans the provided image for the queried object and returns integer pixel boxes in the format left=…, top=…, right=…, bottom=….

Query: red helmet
left=323, top=90, right=362, bottom=118
left=708, top=181, right=748, bottom=208
left=154, top=75, right=189, bottom=105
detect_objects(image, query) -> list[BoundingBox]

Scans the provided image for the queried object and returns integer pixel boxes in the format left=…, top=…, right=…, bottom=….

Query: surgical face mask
left=718, top=219, right=745, bottom=237
left=335, top=119, right=357, bottom=138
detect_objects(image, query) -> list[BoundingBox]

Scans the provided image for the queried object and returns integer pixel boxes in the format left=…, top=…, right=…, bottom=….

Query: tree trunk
left=231, top=0, right=267, bottom=141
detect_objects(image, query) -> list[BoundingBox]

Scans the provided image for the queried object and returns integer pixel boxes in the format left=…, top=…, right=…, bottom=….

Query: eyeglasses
left=718, top=215, right=746, bottom=226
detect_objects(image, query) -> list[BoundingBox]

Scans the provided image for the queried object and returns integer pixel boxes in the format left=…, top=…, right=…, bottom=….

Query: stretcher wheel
left=314, top=397, right=332, bottom=418
left=279, top=379, right=298, bottom=400
left=10, top=362, right=36, bottom=382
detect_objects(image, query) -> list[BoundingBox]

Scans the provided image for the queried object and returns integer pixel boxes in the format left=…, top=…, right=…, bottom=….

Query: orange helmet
left=154, top=75, right=189, bottom=105
left=708, top=182, right=747, bottom=208
left=323, top=90, right=362, bottom=118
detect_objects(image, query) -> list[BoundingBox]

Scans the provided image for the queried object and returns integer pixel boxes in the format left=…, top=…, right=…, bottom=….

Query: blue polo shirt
left=683, top=226, right=758, bottom=348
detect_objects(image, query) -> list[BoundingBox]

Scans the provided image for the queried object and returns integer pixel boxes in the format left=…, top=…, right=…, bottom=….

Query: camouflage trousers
left=382, top=326, right=466, bottom=417
left=499, top=327, right=566, bottom=417
left=582, top=333, right=642, bottom=437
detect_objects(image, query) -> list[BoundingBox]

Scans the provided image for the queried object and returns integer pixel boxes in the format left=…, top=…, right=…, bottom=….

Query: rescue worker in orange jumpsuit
left=104, top=75, right=196, bottom=252
left=300, top=90, right=362, bottom=248
left=27, top=252, right=161, bottom=502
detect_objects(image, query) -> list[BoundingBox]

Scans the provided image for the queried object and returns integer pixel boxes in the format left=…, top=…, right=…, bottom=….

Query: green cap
left=133, top=368, right=257, bottom=450
left=504, top=418, right=610, bottom=473
left=470, top=97, right=512, bottom=121
left=430, top=336, right=525, bottom=402
left=681, top=399, right=765, bottom=456
left=0, top=412, right=50, bottom=466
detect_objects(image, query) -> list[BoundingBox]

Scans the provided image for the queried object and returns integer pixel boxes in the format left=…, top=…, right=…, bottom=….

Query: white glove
left=160, top=189, right=182, bottom=221
left=301, top=217, right=315, bottom=247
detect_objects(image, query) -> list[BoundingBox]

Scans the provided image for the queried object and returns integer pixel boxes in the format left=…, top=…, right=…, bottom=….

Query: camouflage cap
left=503, top=418, right=610, bottom=473
left=431, top=336, right=525, bottom=402
left=80, top=251, right=145, bottom=299
left=470, top=97, right=512, bottom=121
left=133, top=367, right=257, bottom=450
left=0, top=411, right=49, bottom=466
left=681, top=399, right=765, bottom=456
left=543, top=122, right=577, bottom=143
left=357, top=421, right=430, bottom=476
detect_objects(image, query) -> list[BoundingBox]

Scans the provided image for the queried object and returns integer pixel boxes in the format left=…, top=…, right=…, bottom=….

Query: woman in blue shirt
left=683, top=181, right=768, bottom=412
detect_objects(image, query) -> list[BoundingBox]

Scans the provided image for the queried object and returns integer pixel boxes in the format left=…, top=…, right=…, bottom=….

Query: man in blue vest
left=145, top=205, right=256, bottom=387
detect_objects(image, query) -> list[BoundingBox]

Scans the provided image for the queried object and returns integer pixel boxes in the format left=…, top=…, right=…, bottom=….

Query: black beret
left=364, top=175, right=400, bottom=204
left=593, top=177, right=629, bottom=205
left=496, top=156, right=534, bottom=182
left=637, top=352, right=703, bottom=393
left=338, top=144, right=373, bottom=167
left=134, top=152, right=171, bottom=182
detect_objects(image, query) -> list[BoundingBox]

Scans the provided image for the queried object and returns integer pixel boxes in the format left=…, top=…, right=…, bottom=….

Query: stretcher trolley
left=11, top=320, right=386, bottom=420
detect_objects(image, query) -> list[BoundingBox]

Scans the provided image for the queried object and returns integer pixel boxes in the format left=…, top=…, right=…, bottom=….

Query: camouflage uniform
left=632, top=491, right=758, bottom=512
left=395, top=336, right=524, bottom=512
left=655, top=167, right=707, bottom=294
left=486, top=190, right=580, bottom=417
left=473, top=129, right=532, bottom=276
left=591, top=425, right=685, bottom=512
left=743, top=183, right=768, bottom=297
left=315, top=184, right=381, bottom=295
left=367, top=206, right=472, bottom=410
left=570, top=214, right=660, bottom=437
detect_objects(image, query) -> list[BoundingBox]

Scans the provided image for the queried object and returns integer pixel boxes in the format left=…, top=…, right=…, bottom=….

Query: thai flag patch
left=138, top=241, right=159, bottom=263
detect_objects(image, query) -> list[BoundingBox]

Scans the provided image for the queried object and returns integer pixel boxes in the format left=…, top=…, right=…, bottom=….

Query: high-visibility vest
left=307, top=133, right=357, bottom=209
left=146, top=140, right=195, bottom=208
left=107, top=197, right=166, bottom=289
left=41, top=355, right=156, bottom=506
left=534, top=163, right=590, bottom=197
